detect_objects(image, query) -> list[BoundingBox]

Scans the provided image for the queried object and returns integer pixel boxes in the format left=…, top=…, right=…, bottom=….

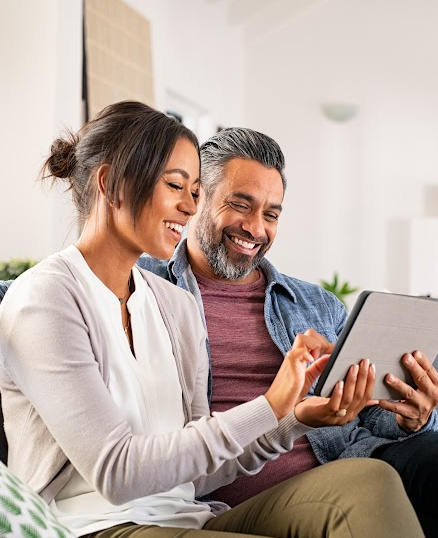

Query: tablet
left=314, top=290, right=438, bottom=400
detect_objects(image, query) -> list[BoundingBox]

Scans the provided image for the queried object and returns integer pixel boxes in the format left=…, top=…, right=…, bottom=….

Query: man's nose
left=241, top=212, right=265, bottom=239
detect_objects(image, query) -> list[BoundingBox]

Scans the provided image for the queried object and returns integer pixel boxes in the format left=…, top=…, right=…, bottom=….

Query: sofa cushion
left=0, top=461, right=74, bottom=537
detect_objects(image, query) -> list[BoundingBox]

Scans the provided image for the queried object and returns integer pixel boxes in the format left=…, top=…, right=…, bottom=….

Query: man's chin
left=222, top=257, right=261, bottom=280
left=228, top=248, right=264, bottom=268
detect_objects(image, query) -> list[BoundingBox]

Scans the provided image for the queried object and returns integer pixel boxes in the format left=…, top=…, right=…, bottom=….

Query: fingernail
left=371, top=363, right=376, bottom=373
left=414, top=351, right=422, bottom=359
left=352, top=365, right=359, bottom=377
left=338, top=380, right=344, bottom=390
left=404, top=354, right=413, bottom=364
left=387, top=373, right=395, bottom=383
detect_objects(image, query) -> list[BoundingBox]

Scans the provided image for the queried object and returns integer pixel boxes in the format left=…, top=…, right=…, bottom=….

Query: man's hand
left=378, top=350, right=438, bottom=432
left=294, top=358, right=376, bottom=427
left=264, top=329, right=334, bottom=421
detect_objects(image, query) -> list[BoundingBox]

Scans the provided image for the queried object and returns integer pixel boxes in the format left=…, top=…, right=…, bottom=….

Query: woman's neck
left=75, top=219, right=139, bottom=299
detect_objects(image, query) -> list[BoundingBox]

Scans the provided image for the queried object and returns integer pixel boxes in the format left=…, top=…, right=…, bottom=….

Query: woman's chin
left=144, top=244, right=177, bottom=260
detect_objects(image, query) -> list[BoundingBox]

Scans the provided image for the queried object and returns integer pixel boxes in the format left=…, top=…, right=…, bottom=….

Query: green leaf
left=346, top=285, right=359, bottom=294
left=0, top=495, right=21, bottom=515
left=320, top=272, right=358, bottom=308
left=5, top=472, right=21, bottom=488
left=28, top=509, right=47, bottom=529
left=0, top=513, right=12, bottom=534
left=19, top=523, right=43, bottom=538
left=0, top=258, right=38, bottom=281
left=30, top=497, right=46, bottom=516
left=5, top=484, right=24, bottom=502
left=339, top=282, right=349, bottom=294
left=54, top=526, right=68, bottom=538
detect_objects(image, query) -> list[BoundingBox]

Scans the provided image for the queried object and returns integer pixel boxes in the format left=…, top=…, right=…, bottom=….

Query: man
left=0, top=128, right=437, bottom=534
left=137, top=127, right=438, bottom=537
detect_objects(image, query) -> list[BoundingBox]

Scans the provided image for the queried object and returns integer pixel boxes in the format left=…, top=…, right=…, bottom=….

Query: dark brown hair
left=42, top=101, right=199, bottom=224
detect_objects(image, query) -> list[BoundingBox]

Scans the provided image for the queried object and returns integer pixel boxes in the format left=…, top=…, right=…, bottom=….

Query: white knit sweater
left=0, top=246, right=311, bottom=527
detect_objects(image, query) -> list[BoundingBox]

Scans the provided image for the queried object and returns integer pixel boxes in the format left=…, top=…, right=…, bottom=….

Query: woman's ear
left=96, top=164, right=118, bottom=207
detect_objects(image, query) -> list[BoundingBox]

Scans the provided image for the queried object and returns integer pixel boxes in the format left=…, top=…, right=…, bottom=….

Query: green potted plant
left=0, top=258, right=38, bottom=280
left=320, top=272, right=358, bottom=307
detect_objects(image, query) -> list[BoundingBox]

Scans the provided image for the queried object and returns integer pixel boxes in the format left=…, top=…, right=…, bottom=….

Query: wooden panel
left=84, top=0, right=154, bottom=119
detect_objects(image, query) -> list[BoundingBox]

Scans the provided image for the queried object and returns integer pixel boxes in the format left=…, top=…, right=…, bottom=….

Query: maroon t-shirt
left=194, top=269, right=319, bottom=506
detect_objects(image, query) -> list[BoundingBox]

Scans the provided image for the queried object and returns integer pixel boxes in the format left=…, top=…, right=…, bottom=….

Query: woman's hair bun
left=47, top=135, right=77, bottom=178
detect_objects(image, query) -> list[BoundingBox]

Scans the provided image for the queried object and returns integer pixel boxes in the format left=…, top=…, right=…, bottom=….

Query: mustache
left=223, top=226, right=269, bottom=246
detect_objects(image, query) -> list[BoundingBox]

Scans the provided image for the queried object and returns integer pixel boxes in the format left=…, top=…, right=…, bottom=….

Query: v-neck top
left=50, top=246, right=211, bottom=535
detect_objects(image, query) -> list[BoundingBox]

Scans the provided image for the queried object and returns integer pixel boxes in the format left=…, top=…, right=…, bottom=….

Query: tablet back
left=315, top=291, right=438, bottom=400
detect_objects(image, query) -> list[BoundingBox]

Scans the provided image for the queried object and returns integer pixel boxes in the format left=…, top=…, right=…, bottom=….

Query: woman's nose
left=178, top=190, right=197, bottom=216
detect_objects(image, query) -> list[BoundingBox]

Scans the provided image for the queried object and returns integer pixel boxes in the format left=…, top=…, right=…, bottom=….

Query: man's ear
left=187, top=185, right=206, bottom=230
left=197, top=185, right=207, bottom=206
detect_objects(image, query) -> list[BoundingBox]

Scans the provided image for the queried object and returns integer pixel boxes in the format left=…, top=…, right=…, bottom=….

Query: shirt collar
left=167, top=239, right=191, bottom=281
left=258, top=257, right=297, bottom=303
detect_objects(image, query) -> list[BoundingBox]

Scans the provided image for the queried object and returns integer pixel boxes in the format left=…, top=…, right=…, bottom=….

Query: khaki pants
left=84, top=459, right=424, bottom=538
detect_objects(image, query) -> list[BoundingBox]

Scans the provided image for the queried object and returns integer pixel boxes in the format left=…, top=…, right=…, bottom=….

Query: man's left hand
left=378, top=350, right=438, bottom=432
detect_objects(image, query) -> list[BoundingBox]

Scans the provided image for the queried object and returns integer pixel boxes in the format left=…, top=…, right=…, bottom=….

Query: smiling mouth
left=228, top=234, right=259, bottom=250
left=165, top=222, right=184, bottom=234
left=164, top=221, right=186, bottom=241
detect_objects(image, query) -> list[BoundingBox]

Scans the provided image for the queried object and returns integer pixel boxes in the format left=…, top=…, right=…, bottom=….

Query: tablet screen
left=314, top=291, right=438, bottom=400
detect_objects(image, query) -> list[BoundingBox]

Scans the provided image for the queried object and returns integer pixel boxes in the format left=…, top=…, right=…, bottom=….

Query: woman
left=0, top=101, right=424, bottom=537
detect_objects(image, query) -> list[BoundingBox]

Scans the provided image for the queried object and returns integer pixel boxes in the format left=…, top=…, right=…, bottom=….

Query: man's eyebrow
left=229, top=191, right=282, bottom=211
left=163, top=169, right=200, bottom=184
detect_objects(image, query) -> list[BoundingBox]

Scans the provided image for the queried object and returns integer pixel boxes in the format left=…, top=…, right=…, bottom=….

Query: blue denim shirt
left=138, top=239, right=438, bottom=463
left=0, top=281, right=12, bottom=302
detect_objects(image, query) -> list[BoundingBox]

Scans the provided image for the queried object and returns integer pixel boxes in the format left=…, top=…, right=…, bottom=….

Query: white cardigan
left=0, top=248, right=311, bottom=516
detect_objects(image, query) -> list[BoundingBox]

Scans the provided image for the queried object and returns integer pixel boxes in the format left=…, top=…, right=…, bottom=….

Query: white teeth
left=165, top=222, right=183, bottom=234
left=231, top=236, right=256, bottom=249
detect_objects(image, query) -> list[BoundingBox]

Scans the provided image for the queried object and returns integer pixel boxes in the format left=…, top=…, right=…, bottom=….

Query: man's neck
left=186, top=241, right=260, bottom=286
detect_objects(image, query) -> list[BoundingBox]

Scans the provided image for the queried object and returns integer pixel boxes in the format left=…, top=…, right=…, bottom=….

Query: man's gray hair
left=200, top=127, right=286, bottom=198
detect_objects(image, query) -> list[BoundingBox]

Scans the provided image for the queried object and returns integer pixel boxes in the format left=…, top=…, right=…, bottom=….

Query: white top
left=49, top=246, right=213, bottom=535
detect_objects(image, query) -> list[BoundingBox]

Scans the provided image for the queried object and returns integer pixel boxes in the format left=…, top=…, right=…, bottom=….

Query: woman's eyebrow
left=164, top=169, right=200, bottom=184
left=163, top=168, right=190, bottom=179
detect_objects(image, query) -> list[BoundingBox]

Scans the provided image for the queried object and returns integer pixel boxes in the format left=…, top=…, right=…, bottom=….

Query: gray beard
left=195, top=207, right=267, bottom=281
left=200, top=239, right=257, bottom=280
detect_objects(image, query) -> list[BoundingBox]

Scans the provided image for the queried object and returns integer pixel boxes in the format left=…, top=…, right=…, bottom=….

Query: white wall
left=0, top=0, right=244, bottom=262
left=122, top=0, right=245, bottom=140
left=3, top=0, right=438, bottom=297
left=243, top=0, right=438, bottom=295
left=0, top=0, right=83, bottom=261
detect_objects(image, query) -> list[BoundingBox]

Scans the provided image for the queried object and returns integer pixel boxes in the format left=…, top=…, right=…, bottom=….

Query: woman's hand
left=294, top=358, right=376, bottom=427
left=379, top=350, right=438, bottom=432
left=264, top=330, right=334, bottom=421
